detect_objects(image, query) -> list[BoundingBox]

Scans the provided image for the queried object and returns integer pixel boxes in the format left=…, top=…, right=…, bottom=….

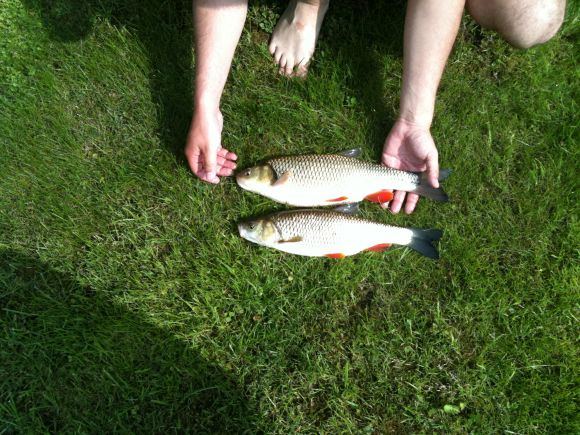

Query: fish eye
left=244, top=169, right=251, bottom=176
left=249, top=222, right=256, bottom=230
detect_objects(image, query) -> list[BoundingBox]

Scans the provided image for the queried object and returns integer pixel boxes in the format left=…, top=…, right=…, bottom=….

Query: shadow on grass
left=21, top=0, right=195, bottom=164
left=320, top=0, right=406, bottom=157
left=0, top=249, right=256, bottom=432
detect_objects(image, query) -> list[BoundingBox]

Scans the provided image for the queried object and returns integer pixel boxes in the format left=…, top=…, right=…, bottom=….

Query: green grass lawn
left=1, top=0, right=578, bottom=432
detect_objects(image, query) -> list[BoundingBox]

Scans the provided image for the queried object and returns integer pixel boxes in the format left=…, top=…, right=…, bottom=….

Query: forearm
left=400, top=0, right=464, bottom=127
left=194, top=0, right=248, bottom=111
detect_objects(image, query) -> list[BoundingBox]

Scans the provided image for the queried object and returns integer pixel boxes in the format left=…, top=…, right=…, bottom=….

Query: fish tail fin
left=413, top=169, right=451, bottom=202
left=438, top=169, right=452, bottom=182
left=407, top=228, right=443, bottom=260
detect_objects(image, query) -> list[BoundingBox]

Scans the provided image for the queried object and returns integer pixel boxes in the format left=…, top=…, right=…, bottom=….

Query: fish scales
left=268, top=154, right=419, bottom=189
left=236, top=152, right=450, bottom=207
left=271, top=209, right=403, bottom=252
left=238, top=208, right=444, bottom=259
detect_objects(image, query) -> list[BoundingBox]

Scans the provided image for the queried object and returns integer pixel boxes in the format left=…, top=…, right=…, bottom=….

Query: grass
left=1, top=0, right=578, bottom=432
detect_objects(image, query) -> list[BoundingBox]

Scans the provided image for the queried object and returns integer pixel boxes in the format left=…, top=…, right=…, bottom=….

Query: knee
left=500, top=0, right=566, bottom=49
left=467, top=0, right=566, bottom=49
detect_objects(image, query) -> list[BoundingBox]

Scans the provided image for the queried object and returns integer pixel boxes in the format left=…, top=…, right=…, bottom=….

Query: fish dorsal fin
left=339, top=148, right=362, bottom=158
left=333, top=203, right=360, bottom=214
left=278, top=236, right=302, bottom=244
left=272, top=170, right=291, bottom=186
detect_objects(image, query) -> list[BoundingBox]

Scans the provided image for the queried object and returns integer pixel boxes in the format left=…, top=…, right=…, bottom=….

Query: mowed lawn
left=1, top=0, right=578, bottom=432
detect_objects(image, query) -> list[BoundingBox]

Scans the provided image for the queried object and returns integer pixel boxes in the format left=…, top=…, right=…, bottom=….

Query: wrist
left=398, top=100, right=434, bottom=128
left=395, top=115, right=431, bottom=131
left=194, top=93, right=220, bottom=115
left=399, top=85, right=436, bottom=128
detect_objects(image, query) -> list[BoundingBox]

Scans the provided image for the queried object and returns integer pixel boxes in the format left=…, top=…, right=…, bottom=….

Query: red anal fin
left=365, top=190, right=394, bottom=203
left=326, top=253, right=346, bottom=259
left=366, top=243, right=392, bottom=252
left=327, top=196, right=348, bottom=202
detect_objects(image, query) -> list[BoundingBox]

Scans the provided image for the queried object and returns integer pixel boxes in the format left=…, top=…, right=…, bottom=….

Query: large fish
left=236, top=149, right=450, bottom=207
left=238, top=204, right=443, bottom=259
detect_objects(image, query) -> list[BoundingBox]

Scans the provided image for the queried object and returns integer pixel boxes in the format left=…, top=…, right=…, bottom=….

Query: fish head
left=236, top=164, right=276, bottom=193
left=238, top=217, right=280, bottom=246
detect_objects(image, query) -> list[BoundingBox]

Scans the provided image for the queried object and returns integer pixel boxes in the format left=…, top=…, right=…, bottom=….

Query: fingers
left=190, top=146, right=237, bottom=183
left=186, top=148, right=200, bottom=175
left=427, top=152, right=440, bottom=188
left=404, top=193, right=420, bottom=214
left=217, top=167, right=234, bottom=177
left=386, top=191, right=420, bottom=214
left=217, top=148, right=237, bottom=161
left=198, top=171, right=220, bottom=184
left=389, top=190, right=406, bottom=214
left=203, top=149, right=219, bottom=183
left=197, top=155, right=237, bottom=170
left=219, top=157, right=237, bottom=169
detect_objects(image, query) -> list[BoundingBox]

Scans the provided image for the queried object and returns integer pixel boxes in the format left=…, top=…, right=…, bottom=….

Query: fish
left=236, top=148, right=451, bottom=207
left=238, top=204, right=443, bottom=259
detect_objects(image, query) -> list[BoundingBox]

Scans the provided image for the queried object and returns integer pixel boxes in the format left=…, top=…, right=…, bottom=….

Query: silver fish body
left=238, top=207, right=443, bottom=259
left=236, top=151, right=450, bottom=207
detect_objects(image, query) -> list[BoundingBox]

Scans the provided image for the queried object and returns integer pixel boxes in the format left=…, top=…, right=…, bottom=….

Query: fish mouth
left=235, top=172, right=246, bottom=186
left=237, top=222, right=256, bottom=243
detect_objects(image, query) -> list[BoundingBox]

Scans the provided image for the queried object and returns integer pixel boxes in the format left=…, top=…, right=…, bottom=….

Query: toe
left=278, top=54, right=287, bottom=74
left=296, top=59, right=309, bottom=78
left=268, top=42, right=276, bottom=55
left=274, top=48, right=283, bottom=65
left=284, top=57, right=295, bottom=76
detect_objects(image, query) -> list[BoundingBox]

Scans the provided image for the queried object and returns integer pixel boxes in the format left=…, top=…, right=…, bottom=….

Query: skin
left=384, top=0, right=566, bottom=214
left=383, top=0, right=464, bottom=214
left=185, top=0, right=247, bottom=184
left=268, top=0, right=329, bottom=77
left=186, top=0, right=565, bottom=201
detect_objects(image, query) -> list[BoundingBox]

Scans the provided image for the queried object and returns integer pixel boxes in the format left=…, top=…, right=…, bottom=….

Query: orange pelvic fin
left=326, top=253, right=346, bottom=259
left=365, top=190, right=394, bottom=203
left=327, top=196, right=348, bottom=202
left=366, top=243, right=392, bottom=252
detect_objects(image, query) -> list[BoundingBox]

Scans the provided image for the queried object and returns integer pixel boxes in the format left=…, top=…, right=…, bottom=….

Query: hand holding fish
left=185, top=108, right=237, bottom=184
left=382, top=118, right=439, bottom=214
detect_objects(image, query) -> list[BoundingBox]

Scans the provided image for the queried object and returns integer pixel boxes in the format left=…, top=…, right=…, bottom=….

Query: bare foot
left=268, top=0, right=329, bottom=77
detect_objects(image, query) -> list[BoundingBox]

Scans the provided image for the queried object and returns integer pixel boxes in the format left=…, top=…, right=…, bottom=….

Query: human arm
left=382, top=0, right=464, bottom=213
left=186, top=0, right=248, bottom=183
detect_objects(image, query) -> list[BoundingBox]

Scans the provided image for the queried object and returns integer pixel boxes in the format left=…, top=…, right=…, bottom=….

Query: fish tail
left=413, top=169, right=451, bottom=202
left=407, top=228, right=443, bottom=260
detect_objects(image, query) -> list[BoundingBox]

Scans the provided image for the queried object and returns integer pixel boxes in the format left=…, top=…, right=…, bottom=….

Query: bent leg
left=466, top=0, right=566, bottom=49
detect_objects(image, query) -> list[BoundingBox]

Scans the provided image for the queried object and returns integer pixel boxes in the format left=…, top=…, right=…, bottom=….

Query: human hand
left=382, top=118, right=439, bottom=214
left=185, top=108, right=237, bottom=184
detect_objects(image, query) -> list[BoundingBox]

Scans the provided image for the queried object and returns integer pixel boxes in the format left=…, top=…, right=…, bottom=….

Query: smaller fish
left=236, top=149, right=451, bottom=207
left=238, top=204, right=443, bottom=259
